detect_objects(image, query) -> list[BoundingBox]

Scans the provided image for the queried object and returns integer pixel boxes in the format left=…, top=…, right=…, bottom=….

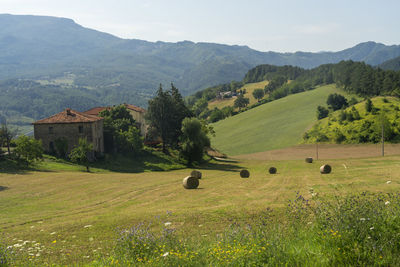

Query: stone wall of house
left=128, top=110, right=147, bottom=136
left=34, top=120, right=104, bottom=155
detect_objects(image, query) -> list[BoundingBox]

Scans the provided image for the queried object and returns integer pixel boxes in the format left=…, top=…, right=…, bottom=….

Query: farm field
left=210, top=84, right=351, bottom=156
left=208, top=80, right=269, bottom=110
left=1, top=148, right=400, bottom=265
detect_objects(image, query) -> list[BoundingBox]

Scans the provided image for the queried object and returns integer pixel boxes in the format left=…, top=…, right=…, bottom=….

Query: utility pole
left=316, top=142, right=319, bottom=160
left=382, top=122, right=384, bottom=157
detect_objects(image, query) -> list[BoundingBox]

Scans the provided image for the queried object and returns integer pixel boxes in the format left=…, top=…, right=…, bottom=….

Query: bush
left=14, top=136, right=43, bottom=164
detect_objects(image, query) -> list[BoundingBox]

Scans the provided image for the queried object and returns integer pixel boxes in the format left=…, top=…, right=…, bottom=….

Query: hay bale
left=305, top=157, right=313, bottom=163
left=240, top=169, right=250, bottom=178
left=320, top=164, right=332, bottom=174
left=183, top=176, right=199, bottom=189
left=269, top=167, right=277, bottom=174
left=190, top=170, right=202, bottom=179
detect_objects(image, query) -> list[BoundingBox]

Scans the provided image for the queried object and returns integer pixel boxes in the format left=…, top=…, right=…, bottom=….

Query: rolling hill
left=1, top=14, right=400, bottom=100
left=210, top=84, right=349, bottom=156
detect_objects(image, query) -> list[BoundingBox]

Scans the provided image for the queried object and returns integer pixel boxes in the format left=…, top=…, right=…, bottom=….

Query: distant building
left=84, top=104, right=147, bottom=136
left=33, top=108, right=104, bottom=155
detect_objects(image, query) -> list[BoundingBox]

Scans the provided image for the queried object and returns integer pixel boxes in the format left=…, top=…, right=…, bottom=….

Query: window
left=78, top=126, right=83, bottom=133
left=49, top=127, right=53, bottom=134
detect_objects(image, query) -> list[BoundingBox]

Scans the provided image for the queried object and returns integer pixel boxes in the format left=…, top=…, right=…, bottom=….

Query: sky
left=1, top=0, right=400, bottom=52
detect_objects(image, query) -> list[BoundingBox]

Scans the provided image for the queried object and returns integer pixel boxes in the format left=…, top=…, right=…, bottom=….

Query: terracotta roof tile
left=33, top=108, right=103, bottom=124
left=83, top=104, right=146, bottom=116
left=83, top=107, right=109, bottom=116
left=123, top=104, right=146, bottom=113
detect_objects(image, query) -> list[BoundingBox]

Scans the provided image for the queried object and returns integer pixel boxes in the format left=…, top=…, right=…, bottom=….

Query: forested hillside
left=380, top=56, right=400, bottom=71
left=2, top=14, right=400, bottom=103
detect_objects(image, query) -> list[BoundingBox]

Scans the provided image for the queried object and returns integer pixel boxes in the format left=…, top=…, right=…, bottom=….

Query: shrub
left=14, top=135, right=43, bottom=164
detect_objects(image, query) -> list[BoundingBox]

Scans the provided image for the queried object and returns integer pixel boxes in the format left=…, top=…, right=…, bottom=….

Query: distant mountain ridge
left=1, top=14, right=400, bottom=105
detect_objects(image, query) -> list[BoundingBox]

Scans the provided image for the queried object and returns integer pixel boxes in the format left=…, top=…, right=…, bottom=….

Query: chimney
left=66, top=108, right=72, bottom=115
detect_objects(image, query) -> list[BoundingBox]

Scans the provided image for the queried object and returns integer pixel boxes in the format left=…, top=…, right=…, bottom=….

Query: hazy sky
left=1, top=0, right=399, bottom=52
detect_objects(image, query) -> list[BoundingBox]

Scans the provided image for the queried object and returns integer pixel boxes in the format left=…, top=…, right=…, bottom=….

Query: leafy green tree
left=252, top=88, right=265, bottom=102
left=54, top=137, right=68, bottom=158
left=234, top=95, right=249, bottom=110
left=0, top=123, right=17, bottom=155
left=317, top=106, right=329, bottom=119
left=14, top=135, right=43, bottom=164
left=69, top=138, right=93, bottom=172
left=99, top=105, right=142, bottom=154
left=179, top=117, right=210, bottom=166
left=146, top=84, right=192, bottom=153
left=327, top=93, right=348, bottom=111
left=114, top=126, right=143, bottom=155
left=209, top=108, right=224, bottom=123
left=365, top=98, right=373, bottom=113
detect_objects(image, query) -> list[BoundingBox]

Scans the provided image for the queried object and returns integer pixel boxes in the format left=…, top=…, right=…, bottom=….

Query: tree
left=0, top=123, right=18, bottom=155
left=146, top=84, right=192, bottom=153
left=327, top=93, right=348, bottom=111
left=69, top=138, right=93, bottom=172
left=252, top=88, right=265, bottom=102
left=54, top=137, right=68, bottom=158
left=365, top=98, right=373, bottom=113
left=179, top=117, right=210, bottom=166
left=316, top=106, right=329, bottom=120
left=99, top=105, right=142, bottom=154
left=234, top=95, right=250, bottom=110
left=14, top=136, right=43, bottom=164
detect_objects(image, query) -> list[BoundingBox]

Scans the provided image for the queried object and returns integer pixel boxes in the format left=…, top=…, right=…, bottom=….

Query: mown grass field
left=208, top=80, right=269, bottom=110
left=1, top=150, right=400, bottom=265
left=210, top=84, right=351, bottom=156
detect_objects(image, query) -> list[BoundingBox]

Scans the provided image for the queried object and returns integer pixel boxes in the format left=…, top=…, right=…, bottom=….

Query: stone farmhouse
left=33, top=108, right=104, bottom=155
left=84, top=104, right=147, bottom=136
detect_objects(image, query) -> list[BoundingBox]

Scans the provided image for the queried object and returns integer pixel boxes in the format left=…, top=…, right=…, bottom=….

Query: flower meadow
left=3, top=192, right=400, bottom=266
left=90, top=192, right=400, bottom=266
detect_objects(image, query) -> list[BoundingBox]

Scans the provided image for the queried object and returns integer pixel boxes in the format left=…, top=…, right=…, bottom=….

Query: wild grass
left=93, top=192, right=400, bottom=266
left=1, top=153, right=400, bottom=265
left=211, top=84, right=351, bottom=156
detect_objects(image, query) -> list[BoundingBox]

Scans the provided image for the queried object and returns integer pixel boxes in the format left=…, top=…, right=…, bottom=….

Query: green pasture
left=1, top=152, right=400, bottom=265
left=211, top=84, right=349, bottom=156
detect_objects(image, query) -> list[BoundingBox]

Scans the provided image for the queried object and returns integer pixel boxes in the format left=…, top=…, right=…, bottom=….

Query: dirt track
left=234, top=143, right=400, bottom=160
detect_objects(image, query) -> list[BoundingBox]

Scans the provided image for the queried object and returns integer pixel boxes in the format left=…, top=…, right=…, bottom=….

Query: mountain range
left=1, top=13, right=400, bottom=131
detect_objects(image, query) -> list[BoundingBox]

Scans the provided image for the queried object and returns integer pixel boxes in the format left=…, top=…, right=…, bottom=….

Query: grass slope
left=1, top=153, right=400, bottom=265
left=211, top=84, right=347, bottom=156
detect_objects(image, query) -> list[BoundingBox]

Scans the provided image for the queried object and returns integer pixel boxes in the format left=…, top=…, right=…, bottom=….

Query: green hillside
left=211, top=84, right=347, bottom=156
left=304, top=97, right=400, bottom=144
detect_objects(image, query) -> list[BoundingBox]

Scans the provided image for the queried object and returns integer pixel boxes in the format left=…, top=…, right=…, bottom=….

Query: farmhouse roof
left=84, top=104, right=146, bottom=116
left=33, top=108, right=103, bottom=125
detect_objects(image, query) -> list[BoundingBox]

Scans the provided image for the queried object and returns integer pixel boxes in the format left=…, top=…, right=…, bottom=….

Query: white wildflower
left=50, top=232, right=56, bottom=235
left=30, top=226, right=35, bottom=229
left=385, top=201, right=390, bottom=205
left=162, top=252, right=169, bottom=257
left=198, top=224, right=203, bottom=227
left=387, top=181, right=392, bottom=184
left=84, top=225, right=92, bottom=228
left=164, top=222, right=172, bottom=226
left=360, top=218, right=366, bottom=221
left=370, top=226, right=374, bottom=230
left=36, top=253, right=40, bottom=257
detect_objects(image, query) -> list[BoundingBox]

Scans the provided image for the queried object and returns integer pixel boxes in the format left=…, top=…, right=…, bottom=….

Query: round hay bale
left=190, top=170, right=202, bottom=179
left=240, top=169, right=250, bottom=178
left=183, top=176, right=199, bottom=189
left=269, top=167, right=277, bottom=174
left=320, top=164, right=332, bottom=174
left=305, top=157, right=313, bottom=163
